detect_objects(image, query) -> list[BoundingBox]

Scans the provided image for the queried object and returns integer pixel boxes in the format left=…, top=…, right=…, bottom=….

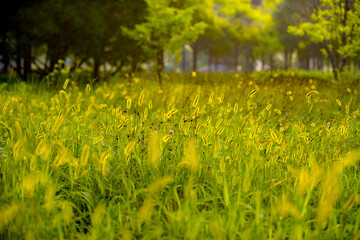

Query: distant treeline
left=0, top=0, right=359, bottom=82
left=0, top=0, right=147, bottom=81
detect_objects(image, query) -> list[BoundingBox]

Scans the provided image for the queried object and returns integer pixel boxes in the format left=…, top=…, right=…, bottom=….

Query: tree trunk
left=332, top=67, right=339, bottom=81
left=306, top=58, right=310, bottom=70
left=318, top=56, right=323, bottom=71
left=312, top=56, right=318, bottom=71
left=247, top=57, right=252, bottom=72
left=340, top=0, right=350, bottom=72
left=156, top=48, right=164, bottom=83
left=131, top=61, right=138, bottom=74
left=181, top=46, right=186, bottom=72
left=16, top=44, right=23, bottom=80
left=47, top=41, right=59, bottom=73
left=208, top=47, right=212, bottom=72
left=261, top=54, right=265, bottom=71
left=329, top=54, right=339, bottom=81
left=326, top=46, right=340, bottom=80
left=339, top=54, right=348, bottom=72
left=215, top=57, right=218, bottom=71
left=289, top=50, right=293, bottom=69
left=245, top=57, right=250, bottom=72
left=245, top=49, right=254, bottom=72
left=47, top=37, right=67, bottom=74
left=93, top=56, right=101, bottom=81
left=269, top=55, right=274, bottom=70
left=192, top=45, right=197, bottom=72
left=234, top=44, right=238, bottom=72
left=0, top=33, right=9, bottom=74
left=24, top=44, right=31, bottom=81
left=0, top=46, right=10, bottom=74
left=284, top=49, right=292, bottom=70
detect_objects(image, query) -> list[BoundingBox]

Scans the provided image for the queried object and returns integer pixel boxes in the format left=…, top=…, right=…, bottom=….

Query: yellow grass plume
left=147, top=176, right=173, bottom=194
left=138, top=197, right=155, bottom=223
left=35, top=140, right=50, bottom=160
left=99, top=151, right=110, bottom=177
left=51, top=112, right=65, bottom=134
left=296, top=158, right=323, bottom=195
left=178, top=138, right=200, bottom=172
left=317, top=174, right=341, bottom=224
left=276, top=194, right=301, bottom=219
left=44, top=184, right=56, bottom=212
left=148, top=131, right=161, bottom=168
left=59, top=201, right=73, bottom=225
left=0, top=203, right=20, bottom=229
left=23, top=173, right=40, bottom=198
left=317, top=148, right=360, bottom=223
left=92, top=202, right=106, bottom=226
left=124, top=141, right=136, bottom=156
left=80, top=145, right=90, bottom=167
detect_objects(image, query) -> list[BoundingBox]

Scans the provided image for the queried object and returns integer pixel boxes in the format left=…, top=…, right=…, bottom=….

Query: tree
left=212, top=0, right=284, bottom=71
left=171, top=0, right=214, bottom=72
left=273, top=0, right=315, bottom=70
left=122, top=0, right=206, bottom=82
left=68, top=0, right=148, bottom=81
left=194, top=0, right=273, bottom=72
left=288, top=0, right=360, bottom=80
left=23, top=0, right=76, bottom=77
left=250, top=0, right=284, bottom=70
left=217, top=0, right=262, bottom=72
left=253, top=30, right=283, bottom=70
left=0, top=0, right=43, bottom=80
left=1, top=0, right=148, bottom=81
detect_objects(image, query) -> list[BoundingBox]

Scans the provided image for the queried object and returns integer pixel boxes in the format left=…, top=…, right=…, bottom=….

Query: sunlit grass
left=0, top=72, right=360, bottom=239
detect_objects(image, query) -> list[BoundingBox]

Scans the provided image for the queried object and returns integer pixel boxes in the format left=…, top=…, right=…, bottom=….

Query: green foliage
left=1, top=0, right=359, bottom=82
left=1, top=0, right=148, bottom=80
left=253, top=30, right=283, bottom=59
left=122, top=0, right=207, bottom=64
left=273, top=0, right=314, bottom=51
left=288, top=0, right=360, bottom=77
left=1, top=72, right=360, bottom=239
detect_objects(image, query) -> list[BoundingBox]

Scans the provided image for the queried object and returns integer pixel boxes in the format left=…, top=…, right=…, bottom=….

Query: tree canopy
left=0, top=0, right=359, bottom=81
left=288, top=0, right=360, bottom=79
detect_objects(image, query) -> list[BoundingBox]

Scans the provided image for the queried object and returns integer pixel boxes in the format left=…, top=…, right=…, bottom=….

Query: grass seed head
left=179, top=138, right=200, bottom=172
left=148, top=131, right=161, bottom=168
left=0, top=203, right=20, bottom=230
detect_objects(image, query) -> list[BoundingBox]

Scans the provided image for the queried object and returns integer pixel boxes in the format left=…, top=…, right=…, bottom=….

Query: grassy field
left=0, top=72, right=360, bottom=239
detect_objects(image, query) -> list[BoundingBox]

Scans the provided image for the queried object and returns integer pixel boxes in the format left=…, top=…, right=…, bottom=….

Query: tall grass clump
left=0, top=71, right=360, bottom=239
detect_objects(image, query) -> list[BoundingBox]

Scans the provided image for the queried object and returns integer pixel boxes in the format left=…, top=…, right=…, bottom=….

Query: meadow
left=0, top=71, right=360, bottom=239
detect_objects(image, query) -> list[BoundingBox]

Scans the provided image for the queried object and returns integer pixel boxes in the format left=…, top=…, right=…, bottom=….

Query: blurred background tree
left=273, top=0, right=314, bottom=70
left=1, top=0, right=147, bottom=81
left=0, top=0, right=359, bottom=82
left=122, top=0, right=207, bottom=82
left=288, top=0, right=360, bottom=79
